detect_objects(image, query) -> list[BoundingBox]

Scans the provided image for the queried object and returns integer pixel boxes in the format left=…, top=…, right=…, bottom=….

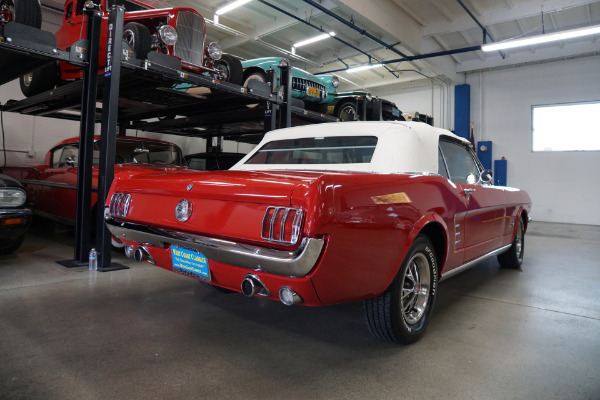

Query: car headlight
left=331, top=76, right=340, bottom=88
left=0, top=188, right=26, bottom=208
left=158, top=24, right=178, bottom=46
left=207, top=42, right=222, bottom=60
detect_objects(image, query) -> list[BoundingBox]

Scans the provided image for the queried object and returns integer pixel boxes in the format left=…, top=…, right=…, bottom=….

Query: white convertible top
left=231, top=121, right=470, bottom=174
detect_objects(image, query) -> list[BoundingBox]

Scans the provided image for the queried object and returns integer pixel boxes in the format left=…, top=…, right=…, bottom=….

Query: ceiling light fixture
left=215, top=0, right=253, bottom=19
left=291, top=32, right=335, bottom=54
left=346, top=63, right=383, bottom=73
left=481, top=24, right=600, bottom=52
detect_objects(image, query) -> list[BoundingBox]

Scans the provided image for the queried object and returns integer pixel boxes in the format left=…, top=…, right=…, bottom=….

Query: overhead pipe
left=314, top=45, right=482, bottom=74
left=256, top=0, right=398, bottom=78
left=455, top=0, right=505, bottom=59
left=301, top=0, right=411, bottom=59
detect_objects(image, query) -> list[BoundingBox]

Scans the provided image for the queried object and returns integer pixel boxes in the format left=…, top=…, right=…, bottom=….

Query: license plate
left=171, top=245, right=211, bottom=282
left=307, top=87, right=321, bottom=97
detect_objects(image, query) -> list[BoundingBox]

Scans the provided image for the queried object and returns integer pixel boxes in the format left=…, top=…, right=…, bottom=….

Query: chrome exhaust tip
left=241, top=274, right=270, bottom=298
left=279, top=287, right=302, bottom=306
left=134, top=246, right=152, bottom=263
left=124, top=245, right=135, bottom=259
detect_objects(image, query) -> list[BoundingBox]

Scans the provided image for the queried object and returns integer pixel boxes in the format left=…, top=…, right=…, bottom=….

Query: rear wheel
left=122, top=22, right=151, bottom=60
left=19, top=62, right=58, bottom=97
left=242, top=69, right=267, bottom=87
left=498, top=218, right=525, bottom=269
left=364, top=235, right=438, bottom=344
left=214, top=54, right=243, bottom=85
left=335, top=100, right=357, bottom=121
left=0, top=0, right=41, bottom=28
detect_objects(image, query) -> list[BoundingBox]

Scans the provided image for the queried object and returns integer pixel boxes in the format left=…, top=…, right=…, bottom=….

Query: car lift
left=0, top=5, right=336, bottom=271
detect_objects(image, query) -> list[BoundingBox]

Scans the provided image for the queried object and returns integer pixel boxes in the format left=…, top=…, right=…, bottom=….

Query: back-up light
left=109, top=193, right=131, bottom=218
left=262, top=206, right=303, bottom=245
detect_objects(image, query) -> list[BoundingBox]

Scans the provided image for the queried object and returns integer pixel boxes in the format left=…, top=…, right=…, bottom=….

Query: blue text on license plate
left=171, top=245, right=210, bottom=282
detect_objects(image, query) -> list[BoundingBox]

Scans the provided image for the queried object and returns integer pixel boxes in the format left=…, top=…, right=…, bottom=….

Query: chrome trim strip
left=0, top=208, right=32, bottom=217
left=18, top=179, right=98, bottom=192
left=439, top=244, right=512, bottom=282
left=105, top=219, right=325, bottom=277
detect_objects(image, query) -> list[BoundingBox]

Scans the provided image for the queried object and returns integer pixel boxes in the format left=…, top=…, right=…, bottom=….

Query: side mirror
left=481, top=169, right=493, bottom=183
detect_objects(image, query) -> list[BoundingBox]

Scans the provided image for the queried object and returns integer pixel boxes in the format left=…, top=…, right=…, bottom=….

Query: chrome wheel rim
left=515, top=223, right=523, bottom=260
left=23, top=72, right=33, bottom=87
left=401, top=253, right=431, bottom=325
left=123, top=29, right=135, bottom=48
left=339, top=105, right=356, bottom=121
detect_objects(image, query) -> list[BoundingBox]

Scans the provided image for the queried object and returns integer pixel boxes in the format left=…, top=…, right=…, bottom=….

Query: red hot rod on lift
left=18, top=0, right=243, bottom=96
left=104, top=121, right=532, bottom=344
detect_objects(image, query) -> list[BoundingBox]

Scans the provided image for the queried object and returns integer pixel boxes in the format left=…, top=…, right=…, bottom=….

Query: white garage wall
left=467, top=55, right=600, bottom=226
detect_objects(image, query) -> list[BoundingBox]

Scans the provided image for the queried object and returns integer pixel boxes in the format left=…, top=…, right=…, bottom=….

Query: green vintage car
left=326, top=91, right=404, bottom=121
left=241, top=57, right=339, bottom=112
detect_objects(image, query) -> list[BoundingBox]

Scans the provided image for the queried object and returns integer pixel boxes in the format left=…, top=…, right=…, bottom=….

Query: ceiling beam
left=337, top=0, right=422, bottom=53
left=424, top=0, right=599, bottom=37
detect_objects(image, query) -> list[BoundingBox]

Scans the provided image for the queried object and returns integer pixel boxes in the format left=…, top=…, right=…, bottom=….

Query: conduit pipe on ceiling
left=455, top=0, right=505, bottom=59
left=256, top=0, right=398, bottom=77
left=315, top=45, right=482, bottom=75
left=301, top=0, right=410, bottom=59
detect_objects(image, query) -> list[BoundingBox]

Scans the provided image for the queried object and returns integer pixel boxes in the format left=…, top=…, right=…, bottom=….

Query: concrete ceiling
left=41, top=0, right=600, bottom=91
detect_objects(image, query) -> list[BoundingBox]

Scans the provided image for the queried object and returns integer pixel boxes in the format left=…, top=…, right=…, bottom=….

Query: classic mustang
left=104, top=121, right=531, bottom=344
left=2, top=136, right=186, bottom=228
left=0, top=173, right=32, bottom=255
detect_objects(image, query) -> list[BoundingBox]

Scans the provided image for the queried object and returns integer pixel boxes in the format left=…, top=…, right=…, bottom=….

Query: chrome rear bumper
left=105, top=218, right=324, bottom=277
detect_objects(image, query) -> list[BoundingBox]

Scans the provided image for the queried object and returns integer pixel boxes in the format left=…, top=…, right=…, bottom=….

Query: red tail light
left=262, top=206, right=303, bottom=245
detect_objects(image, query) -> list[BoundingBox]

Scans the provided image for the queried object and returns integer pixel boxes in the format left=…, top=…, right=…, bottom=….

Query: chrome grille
left=174, top=11, right=205, bottom=68
left=292, top=78, right=327, bottom=99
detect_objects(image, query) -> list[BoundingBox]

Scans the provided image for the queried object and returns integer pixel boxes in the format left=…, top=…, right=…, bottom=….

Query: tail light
left=262, top=207, right=303, bottom=245
left=109, top=193, right=131, bottom=218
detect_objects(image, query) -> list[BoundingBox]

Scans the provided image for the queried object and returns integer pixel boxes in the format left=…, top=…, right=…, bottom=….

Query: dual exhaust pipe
left=242, top=274, right=302, bottom=306
left=126, top=246, right=301, bottom=305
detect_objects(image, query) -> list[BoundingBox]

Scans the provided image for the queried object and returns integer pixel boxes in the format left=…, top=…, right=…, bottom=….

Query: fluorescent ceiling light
left=346, top=64, right=383, bottom=73
left=293, top=32, right=336, bottom=48
left=482, top=24, right=600, bottom=52
left=215, top=0, right=253, bottom=15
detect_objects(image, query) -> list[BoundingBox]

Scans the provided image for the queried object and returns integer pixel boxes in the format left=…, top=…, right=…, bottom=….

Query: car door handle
left=463, top=188, right=476, bottom=196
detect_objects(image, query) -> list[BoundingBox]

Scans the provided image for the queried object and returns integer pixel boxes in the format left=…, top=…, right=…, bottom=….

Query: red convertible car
left=2, top=136, right=186, bottom=228
left=104, top=121, right=532, bottom=344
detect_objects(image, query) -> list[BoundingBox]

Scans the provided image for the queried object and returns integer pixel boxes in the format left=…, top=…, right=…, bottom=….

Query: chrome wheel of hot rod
left=122, top=22, right=151, bottom=60
left=498, top=217, right=525, bottom=269
left=363, top=235, right=438, bottom=344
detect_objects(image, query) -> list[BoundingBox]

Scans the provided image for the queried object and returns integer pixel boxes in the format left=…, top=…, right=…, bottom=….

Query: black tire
left=19, top=62, right=58, bottom=97
left=364, top=235, right=438, bottom=344
left=122, top=22, right=151, bottom=60
left=242, top=69, right=266, bottom=87
left=498, top=218, right=525, bottom=269
left=335, top=100, right=357, bottom=121
left=214, top=54, right=243, bottom=85
left=0, top=0, right=41, bottom=28
left=0, top=234, right=25, bottom=255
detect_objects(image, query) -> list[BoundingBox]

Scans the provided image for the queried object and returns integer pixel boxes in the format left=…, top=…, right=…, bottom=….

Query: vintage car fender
left=394, top=212, right=449, bottom=284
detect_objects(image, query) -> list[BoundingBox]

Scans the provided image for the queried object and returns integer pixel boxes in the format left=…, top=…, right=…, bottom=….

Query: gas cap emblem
left=187, top=183, right=193, bottom=191
left=175, top=199, right=193, bottom=222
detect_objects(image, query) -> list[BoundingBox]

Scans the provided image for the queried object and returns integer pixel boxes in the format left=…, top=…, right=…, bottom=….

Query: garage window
left=532, top=102, right=600, bottom=152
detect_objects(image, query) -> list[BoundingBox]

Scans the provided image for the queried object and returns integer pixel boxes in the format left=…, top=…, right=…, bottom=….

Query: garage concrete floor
left=1, top=221, right=599, bottom=400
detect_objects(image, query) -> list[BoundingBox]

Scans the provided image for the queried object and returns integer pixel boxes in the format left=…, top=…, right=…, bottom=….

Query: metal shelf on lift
left=1, top=27, right=337, bottom=142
